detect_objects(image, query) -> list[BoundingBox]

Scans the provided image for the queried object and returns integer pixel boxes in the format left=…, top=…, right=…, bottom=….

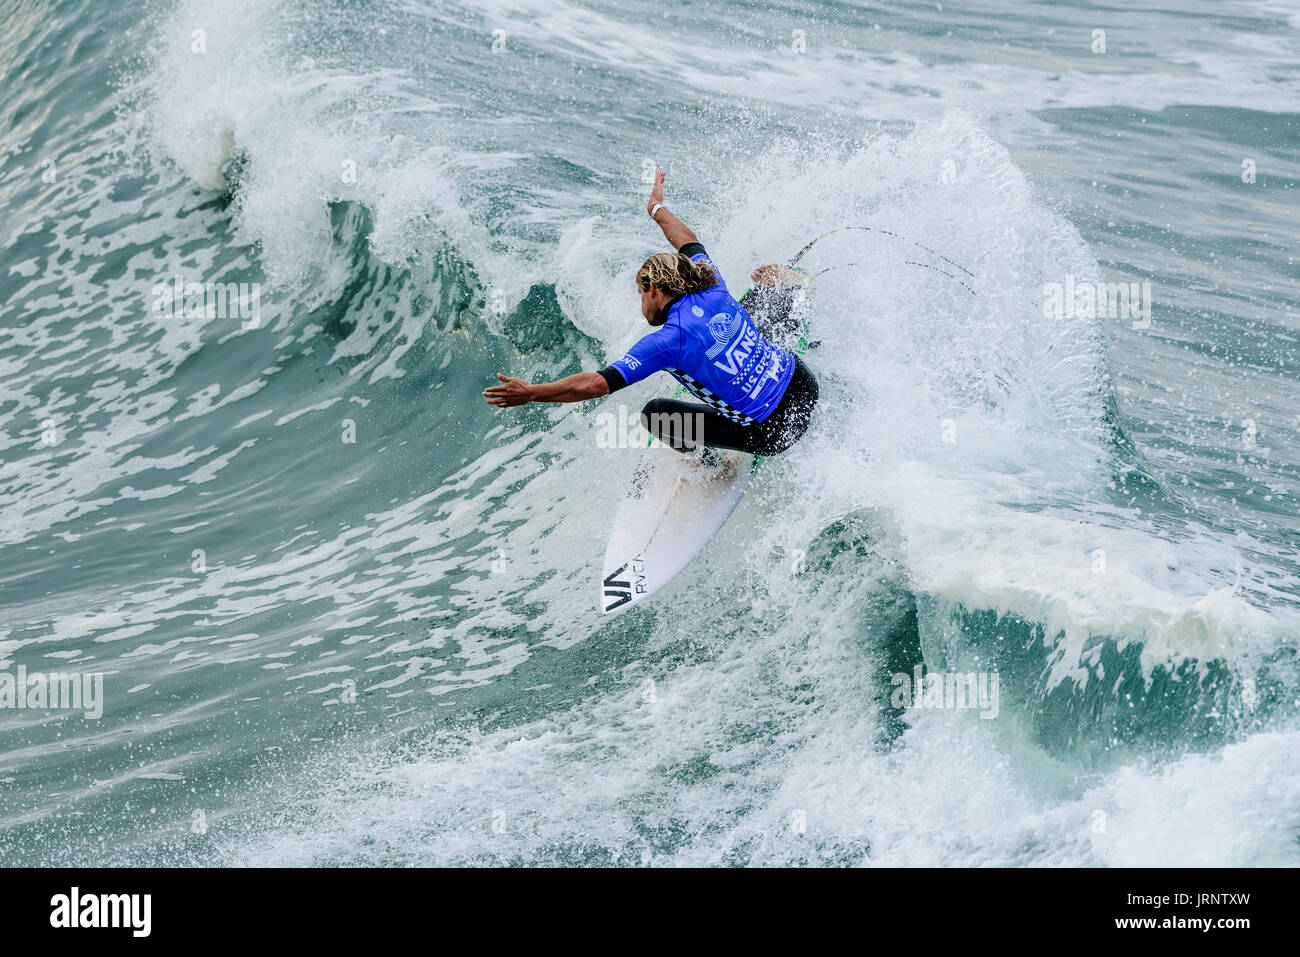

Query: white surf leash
left=788, top=226, right=976, bottom=296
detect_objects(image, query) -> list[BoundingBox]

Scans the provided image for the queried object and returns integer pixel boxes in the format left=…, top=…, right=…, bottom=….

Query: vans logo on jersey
left=705, top=312, right=743, bottom=360
left=713, top=323, right=757, bottom=376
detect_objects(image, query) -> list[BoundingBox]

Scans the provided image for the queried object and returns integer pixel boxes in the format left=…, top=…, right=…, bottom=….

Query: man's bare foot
left=711, top=456, right=739, bottom=481
left=686, top=447, right=739, bottom=481
left=750, top=263, right=807, bottom=288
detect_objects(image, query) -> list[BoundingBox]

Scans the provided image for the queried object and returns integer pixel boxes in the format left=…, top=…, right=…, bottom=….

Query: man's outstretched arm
left=646, top=167, right=698, bottom=251
left=483, top=371, right=610, bottom=408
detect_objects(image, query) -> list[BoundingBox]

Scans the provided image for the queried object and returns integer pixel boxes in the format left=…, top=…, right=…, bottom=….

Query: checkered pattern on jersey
left=670, top=369, right=756, bottom=425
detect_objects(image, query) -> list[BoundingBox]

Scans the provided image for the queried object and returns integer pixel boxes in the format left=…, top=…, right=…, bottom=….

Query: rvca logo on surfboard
left=603, top=555, right=647, bottom=612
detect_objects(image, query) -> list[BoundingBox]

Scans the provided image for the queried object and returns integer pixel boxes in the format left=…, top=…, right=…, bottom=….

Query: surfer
left=483, top=168, right=818, bottom=457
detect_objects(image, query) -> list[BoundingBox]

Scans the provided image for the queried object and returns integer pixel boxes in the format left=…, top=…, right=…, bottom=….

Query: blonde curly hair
left=635, top=252, right=718, bottom=297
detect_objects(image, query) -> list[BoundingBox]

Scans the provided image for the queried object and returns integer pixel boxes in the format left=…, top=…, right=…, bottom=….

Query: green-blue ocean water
left=0, top=0, right=1297, bottom=865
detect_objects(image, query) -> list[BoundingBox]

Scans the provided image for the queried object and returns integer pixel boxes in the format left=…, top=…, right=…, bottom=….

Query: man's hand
left=646, top=167, right=665, bottom=217
left=644, top=167, right=698, bottom=249
left=483, top=373, right=534, bottom=408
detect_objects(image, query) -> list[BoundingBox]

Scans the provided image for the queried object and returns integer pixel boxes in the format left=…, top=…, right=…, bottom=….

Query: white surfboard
left=599, top=445, right=756, bottom=616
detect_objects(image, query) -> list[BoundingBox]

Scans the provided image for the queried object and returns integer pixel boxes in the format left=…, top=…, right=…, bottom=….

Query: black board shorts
left=639, top=355, right=819, bottom=456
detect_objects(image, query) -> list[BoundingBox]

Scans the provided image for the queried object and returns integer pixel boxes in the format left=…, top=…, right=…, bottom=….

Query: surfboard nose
left=598, top=447, right=754, bottom=616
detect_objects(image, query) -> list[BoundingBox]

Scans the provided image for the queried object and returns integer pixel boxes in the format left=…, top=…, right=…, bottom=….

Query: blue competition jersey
left=608, top=248, right=795, bottom=424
